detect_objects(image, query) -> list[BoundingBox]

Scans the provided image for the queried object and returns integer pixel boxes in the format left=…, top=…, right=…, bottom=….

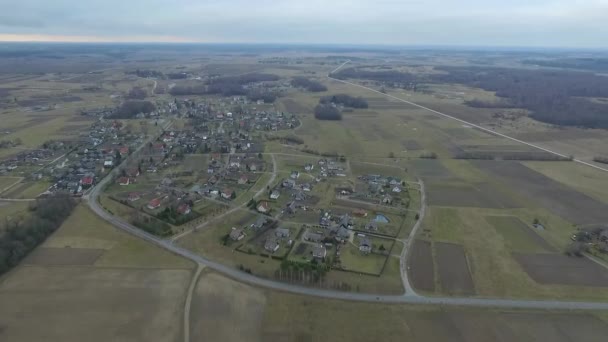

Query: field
left=435, top=242, right=476, bottom=295
left=409, top=239, right=435, bottom=292
left=0, top=204, right=194, bottom=341
left=485, top=216, right=556, bottom=254
left=514, top=254, right=608, bottom=287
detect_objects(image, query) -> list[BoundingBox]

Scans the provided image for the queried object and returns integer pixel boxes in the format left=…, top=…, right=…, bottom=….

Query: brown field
left=190, top=271, right=266, bottom=342
left=23, top=247, right=105, bottom=266
left=435, top=242, right=475, bottom=295
left=0, top=266, right=191, bottom=342
left=426, top=182, right=519, bottom=209
left=403, top=139, right=422, bottom=150
left=410, top=159, right=455, bottom=180
left=264, top=289, right=608, bottom=342
left=409, top=239, right=435, bottom=292
left=473, top=160, right=608, bottom=225
left=514, top=254, right=608, bottom=287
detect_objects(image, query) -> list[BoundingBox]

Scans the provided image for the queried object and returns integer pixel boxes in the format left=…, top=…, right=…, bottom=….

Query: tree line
left=320, top=94, right=368, bottom=108
left=109, top=100, right=156, bottom=119
left=0, top=195, right=77, bottom=275
left=169, top=72, right=279, bottom=102
left=290, top=77, right=328, bottom=92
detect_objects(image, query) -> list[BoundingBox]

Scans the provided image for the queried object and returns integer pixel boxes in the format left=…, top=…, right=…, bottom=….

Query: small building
left=392, top=186, right=402, bottom=193
left=147, top=198, right=161, bottom=210
left=304, top=163, right=314, bottom=171
left=221, top=189, right=234, bottom=200
left=257, top=201, right=270, bottom=213
left=251, top=216, right=267, bottom=230
left=305, top=232, right=324, bottom=243
left=382, top=194, right=393, bottom=205
left=264, top=238, right=280, bottom=253
left=118, top=177, right=130, bottom=186
left=312, top=245, right=327, bottom=260
left=270, top=190, right=280, bottom=200
left=238, top=175, right=248, bottom=185
left=128, top=192, right=141, bottom=202
left=359, top=238, right=372, bottom=254
left=365, top=221, right=379, bottom=231
left=230, top=228, right=246, bottom=241
left=81, top=176, right=94, bottom=188
left=275, top=228, right=290, bottom=238
left=282, top=178, right=296, bottom=188
left=290, top=171, right=300, bottom=179
left=177, top=203, right=191, bottom=215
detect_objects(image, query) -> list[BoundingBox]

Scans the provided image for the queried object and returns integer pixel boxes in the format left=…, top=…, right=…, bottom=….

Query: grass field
left=0, top=176, right=21, bottom=193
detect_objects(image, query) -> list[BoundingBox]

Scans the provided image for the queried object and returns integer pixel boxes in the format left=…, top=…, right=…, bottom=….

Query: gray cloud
left=0, top=0, right=606, bottom=47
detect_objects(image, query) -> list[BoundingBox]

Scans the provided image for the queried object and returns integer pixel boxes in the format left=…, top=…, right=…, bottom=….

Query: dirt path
left=183, top=263, right=204, bottom=342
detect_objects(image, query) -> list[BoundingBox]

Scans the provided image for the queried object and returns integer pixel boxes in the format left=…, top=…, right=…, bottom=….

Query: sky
left=0, top=0, right=607, bottom=48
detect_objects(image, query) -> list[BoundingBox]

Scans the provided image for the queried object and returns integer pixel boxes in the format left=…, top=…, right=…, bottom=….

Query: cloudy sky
left=0, top=0, right=607, bottom=48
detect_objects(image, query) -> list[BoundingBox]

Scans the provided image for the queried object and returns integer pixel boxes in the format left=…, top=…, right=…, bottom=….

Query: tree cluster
left=0, top=195, right=77, bottom=276
left=127, top=86, right=148, bottom=100
left=434, top=66, right=608, bottom=128
left=320, top=94, right=368, bottom=108
left=111, top=100, right=156, bottom=118
left=314, top=104, right=342, bottom=121
left=127, top=69, right=164, bottom=78
left=290, top=77, right=327, bottom=92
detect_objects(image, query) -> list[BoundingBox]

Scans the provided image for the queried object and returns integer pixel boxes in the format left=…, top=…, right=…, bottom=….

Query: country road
left=83, top=87, right=608, bottom=311
left=328, top=61, right=608, bottom=174
left=86, top=146, right=608, bottom=310
left=400, top=178, right=425, bottom=298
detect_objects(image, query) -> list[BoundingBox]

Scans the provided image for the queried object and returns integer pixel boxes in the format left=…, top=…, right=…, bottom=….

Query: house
left=81, top=176, right=94, bottom=188
left=127, top=168, right=140, bottom=178
left=275, top=228, right=290, bottom=238
left=290, top=171, right=300, bottom=179
left=103, top=160, right=114, bottom=168
left=238, top=175, right=248, bottom=185
left=301, top=183, right=311, bottom=192
left=221, top=189, right=233, bottom=200
left=365, top=221, right=379, bottom=231
left=118, top=177, right=130, bottom=186
left=257, top=201, right=270, bottom=213
left=335, top=227, right=351, bottom=243
left=229, top=159, right=241, bottom=169
left=147, top=198, right=161, bottom=210
left=207, top=167, right=214, bottom=174
left=319, top=214, right=332, bottom=227
left=251, top=217, right=267, bottom=230
left=248, top=163, right=258, bottom=172
left=339, top=214, right=353, bottom=229
left=312, top=245, right=327, bottom=260
left=270, top=190, right=280, bottom=200
left=282, top=178, right=296, bottom=188
left=264, top=238, right=280, bottom=253
left=392, top=186, right=402, bottom=193
left=119, top=146, right=129, bottom=156
left=305, top=232, right=324, bottom=243
left=285, top=201, right=297, bottom=215
left=352, top=208, right=367, bottom=217
left=177, top=203, right=191, bottom=215
left=128, top=192, right=141, bottom=202
left=229, top=228, right=246, bottom=241
left=304, top=163, right=314, bottom=171
left=382, top=194, right=393, bottom=205
left=359, top=238, right=372, bottom=254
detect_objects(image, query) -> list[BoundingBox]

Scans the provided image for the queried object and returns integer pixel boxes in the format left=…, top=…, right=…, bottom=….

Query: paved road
left=86, top=149, right=608, bottom=310
left=327, top=63, right=608, bottom=174
left=83, top=85, right=608, bottom=311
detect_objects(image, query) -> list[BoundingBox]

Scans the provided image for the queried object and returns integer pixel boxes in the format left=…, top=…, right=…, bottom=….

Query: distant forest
left=334, top=66, right=608, bottom=129
left=169, top=72, right=279, bottom=102
left=291, top=77, right=327, bottom=92
left=522, top=58, right=608, bottom=73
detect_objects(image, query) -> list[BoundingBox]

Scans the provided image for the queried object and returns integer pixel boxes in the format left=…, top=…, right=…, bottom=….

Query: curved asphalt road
left=84, top=91, right=608, bottom=311
left=87, top=161, right=608, bottom=310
